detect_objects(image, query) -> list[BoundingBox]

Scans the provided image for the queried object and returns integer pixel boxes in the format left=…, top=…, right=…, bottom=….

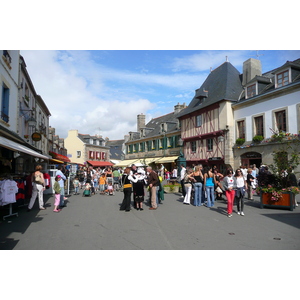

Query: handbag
left=215, top=186, right=223, bottom=194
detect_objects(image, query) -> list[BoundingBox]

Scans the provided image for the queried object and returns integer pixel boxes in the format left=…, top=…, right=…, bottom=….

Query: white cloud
left=171, top=50, right=250, bottom=73
left=21, top=50, right=209, bottom=140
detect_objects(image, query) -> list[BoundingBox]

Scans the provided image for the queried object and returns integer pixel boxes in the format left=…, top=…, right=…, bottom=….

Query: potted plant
left=252, top=135, right=264, bottom=144
left=236, top=138, right=245, bottom=145
left=259, top=131, right=300, bottom=210
left=163, top=182, right=181, bottom=193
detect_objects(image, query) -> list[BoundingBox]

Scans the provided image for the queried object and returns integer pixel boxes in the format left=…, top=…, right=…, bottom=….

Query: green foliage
left=252, top=135, right=264, bottom=143
left=236, top=138, right=245, bottom=145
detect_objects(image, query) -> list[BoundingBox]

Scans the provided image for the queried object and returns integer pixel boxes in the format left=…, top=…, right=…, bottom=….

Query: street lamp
left=177, top=137, right=186, bottom=175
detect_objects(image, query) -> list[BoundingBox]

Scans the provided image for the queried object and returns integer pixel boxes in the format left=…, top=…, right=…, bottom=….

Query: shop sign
left=32, top=132, right=42, bottom=141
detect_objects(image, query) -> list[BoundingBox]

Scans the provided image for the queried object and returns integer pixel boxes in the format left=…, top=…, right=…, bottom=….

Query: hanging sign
left=32, top=132, right=42, bottom=141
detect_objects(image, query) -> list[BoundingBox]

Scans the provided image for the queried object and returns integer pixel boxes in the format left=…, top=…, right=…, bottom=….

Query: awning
left=113, top=159, right=138, bottom=167
left=49, top=159, right=65, bottom=164
left=155, top=156, right=179, bottom=163
left=87, top=161, right=114, bottom=167
left=0, top=136, right=49, bottom=160
left=110, top=159, right=120, bottom=165
left=49, top=151, right=71, bottom=162
left=143, top=157, right=157, bottom=165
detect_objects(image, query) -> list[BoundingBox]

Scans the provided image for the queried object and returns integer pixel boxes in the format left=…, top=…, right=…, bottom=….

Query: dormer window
left=160, top=123, right=167, bottom=133
left=276, top=70, right=289, bottom=88
left=246, top=83, right=256, bottom=98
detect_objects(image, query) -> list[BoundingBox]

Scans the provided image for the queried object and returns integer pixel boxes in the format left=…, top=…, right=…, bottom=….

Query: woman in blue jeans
left=192, top=165, right=204, bottom=206
left=203, top=166, right=216, bottom=207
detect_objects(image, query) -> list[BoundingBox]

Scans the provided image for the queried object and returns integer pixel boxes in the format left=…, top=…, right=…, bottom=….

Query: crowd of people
left=26, top=162, right=299, bottom=216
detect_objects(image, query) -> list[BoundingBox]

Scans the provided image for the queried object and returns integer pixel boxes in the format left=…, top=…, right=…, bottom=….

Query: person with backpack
left=27, top=165, right=46, bottom=211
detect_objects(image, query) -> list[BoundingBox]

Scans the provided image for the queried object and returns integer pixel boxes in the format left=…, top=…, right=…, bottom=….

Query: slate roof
left=177, top=62, right=243, bottom=118
left=128, top=110, right=181, bottom=142
left=77, top=133, right=109, bottom=148
left=237, top=58, right=300, bottom=103
left=106, top=139, right=125, bottom=160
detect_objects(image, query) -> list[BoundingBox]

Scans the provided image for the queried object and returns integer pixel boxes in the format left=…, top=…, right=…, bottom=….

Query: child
left=99, top=173, right=107, bottom=195
left=53, top=175, right=62, bottom=212
left=73, top=177, right=80, bottom=195
left=107, top=182, right=114, bottom=195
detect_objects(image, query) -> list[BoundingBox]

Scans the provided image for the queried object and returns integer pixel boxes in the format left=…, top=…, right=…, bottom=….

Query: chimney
left=242, top=58, right=262, bottom=86
left=137, top=113, right=146, bottom=132
left=174, top=102, right=186, bottom=114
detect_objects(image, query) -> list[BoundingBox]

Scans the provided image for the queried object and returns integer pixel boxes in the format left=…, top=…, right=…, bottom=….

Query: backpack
left=34, top=172, right=43, bottom=184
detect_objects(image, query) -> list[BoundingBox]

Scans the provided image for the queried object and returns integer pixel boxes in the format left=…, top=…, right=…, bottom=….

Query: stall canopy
left=0, top=136, right=49, bottom=160
left=49, top=159, right=65, bottom=164
left=49, top=151, right=71, bottom=163
left=155, top=156, right=179, bottom=163
left=87, top=161, right=114, bottom=167
left=113, top=159, right=138, bottom=167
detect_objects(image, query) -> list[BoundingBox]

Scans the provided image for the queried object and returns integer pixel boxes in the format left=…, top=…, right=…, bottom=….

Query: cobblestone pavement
left=0, top=189, right=299, bottom=250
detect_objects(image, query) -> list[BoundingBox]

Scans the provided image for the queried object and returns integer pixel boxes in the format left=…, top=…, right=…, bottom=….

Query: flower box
left=260, top=192, right=294, bottom=211
left=163, top=184, right=180, bottom=193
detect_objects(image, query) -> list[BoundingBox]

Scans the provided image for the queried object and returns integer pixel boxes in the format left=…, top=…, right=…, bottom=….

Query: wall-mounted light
left=218, top=136, right=225, bottom=143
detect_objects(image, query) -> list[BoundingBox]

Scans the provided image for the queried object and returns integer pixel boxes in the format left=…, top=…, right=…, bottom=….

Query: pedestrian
left=73, top=176, right=80, bottom=195
left=113, top=167, right=121, bottom=190
left=146, top=166, right=159, bottom=210
left=192, top=165, right=204, bottom=206
left=93, top=173, right=99, bottom=193
left=99, top=173, right=107, bottom=195
left=240, top=165, right=247, bottom=181
left=56, top=165, right=67, bottom=208
left=158, top=172, right=164, bottom=205
left=120, top=167, right=135, bottom=212
left=77, top=166, right=85, bottom=189
left=53, top=175, right=62, bottom=212
left=131, top=169, right=146, bottom=210
left=27, top=165, right=46, bottom=211
left=183, top=168, right=194, bottom=205
left=172, top=168, right=177, bottom=179
left=180, top=164, right=186, bottom=198
left=203, top=166, right=216, bottom=207
left=165, top=169, right=171, bottom=184
left=213, top=168, right=224, bottom=200
left=234, top=168, right=247, bottom=216
left=246, top=168, right=255, bottom=200
left=130, top=164, right=139, bottom=208
left=223, top=169, right=236, bottom=217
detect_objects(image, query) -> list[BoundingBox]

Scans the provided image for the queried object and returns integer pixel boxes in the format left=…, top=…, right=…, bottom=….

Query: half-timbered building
left=176, top=60, right=244, bottom=172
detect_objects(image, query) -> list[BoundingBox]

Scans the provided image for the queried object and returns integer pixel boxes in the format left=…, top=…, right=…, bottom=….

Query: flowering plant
left=258, top=131, right=300, bottom=201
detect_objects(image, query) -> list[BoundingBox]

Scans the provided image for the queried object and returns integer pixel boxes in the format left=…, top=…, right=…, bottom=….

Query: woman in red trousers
left=222, top=169, right=237, bottom=218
